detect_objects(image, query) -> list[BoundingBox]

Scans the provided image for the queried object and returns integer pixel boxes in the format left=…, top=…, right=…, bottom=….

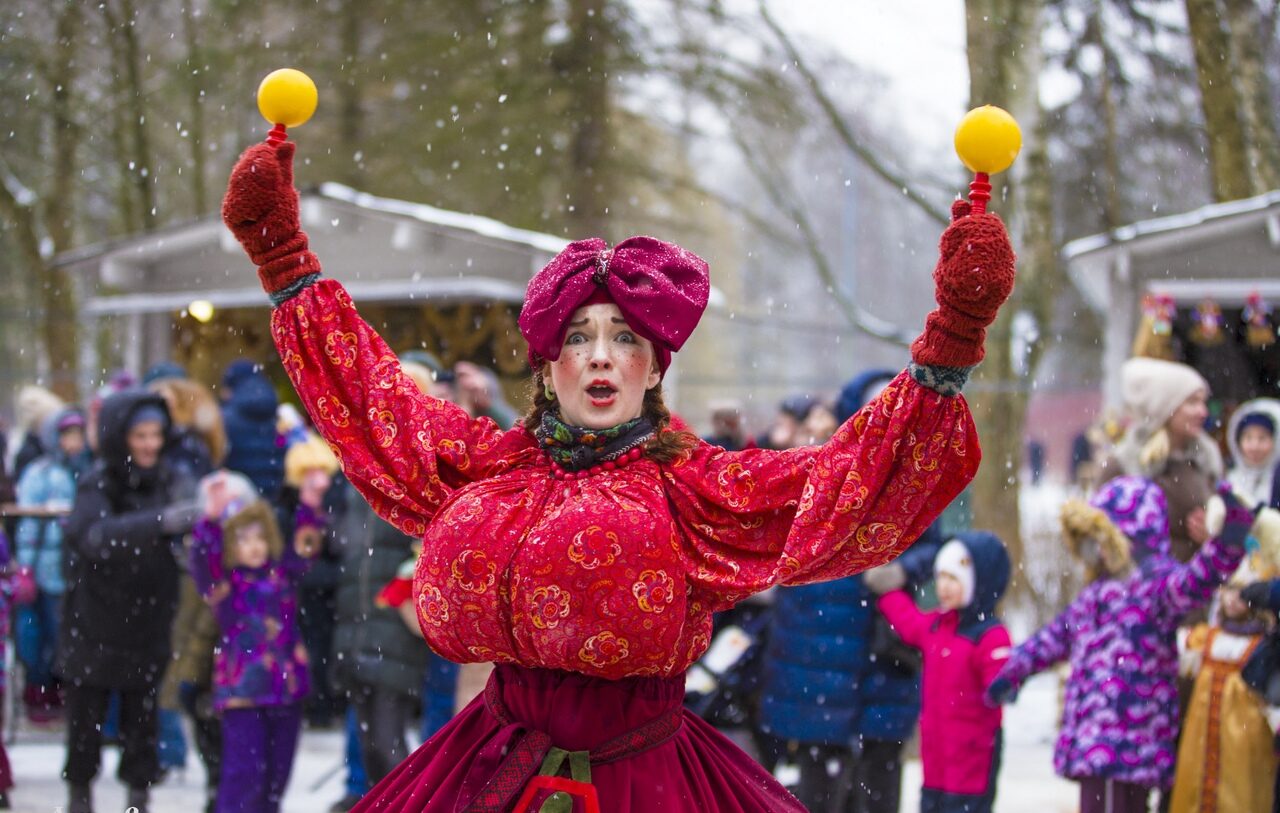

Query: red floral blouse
left=272, top=279, right=980, bottom=680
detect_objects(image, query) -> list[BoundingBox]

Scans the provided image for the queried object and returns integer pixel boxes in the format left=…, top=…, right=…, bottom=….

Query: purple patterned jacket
left=190, top=505, right=313, bottom=711
left=994, top=497, right=1242, bottom=789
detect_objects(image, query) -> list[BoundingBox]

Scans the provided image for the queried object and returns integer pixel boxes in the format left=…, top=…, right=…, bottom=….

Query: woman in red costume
left=221, top=139, right=1015, bottom=812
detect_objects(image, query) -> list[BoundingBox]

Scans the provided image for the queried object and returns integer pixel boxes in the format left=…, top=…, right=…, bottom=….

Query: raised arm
left=1156, top=486, right=1248, bottom=622
left=875, top=588, right=934, bottom=649
left=666, top=374, right=976, bottom=605
left=664, top=200, right=1011, bottom=606
left=1157, top=533, right=1245, bottom=621
left=222, top=141, right=537, bottom=537
left=188, top=517, right=225, bottom=599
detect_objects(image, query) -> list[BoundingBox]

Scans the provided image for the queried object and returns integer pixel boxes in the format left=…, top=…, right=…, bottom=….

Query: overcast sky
left=774, top=0, right=970, bottom=158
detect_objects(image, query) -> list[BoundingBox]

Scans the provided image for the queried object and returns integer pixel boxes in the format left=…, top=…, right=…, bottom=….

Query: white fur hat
left=935, top=539, right=975, bottom=608
left=1120, top=358, right=1209, bottom=435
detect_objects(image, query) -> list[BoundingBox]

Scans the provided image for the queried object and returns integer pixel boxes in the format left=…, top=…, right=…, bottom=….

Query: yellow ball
left=257, top=68, right=318, bottom=128
left=954, top=105, right=1022, bottom=174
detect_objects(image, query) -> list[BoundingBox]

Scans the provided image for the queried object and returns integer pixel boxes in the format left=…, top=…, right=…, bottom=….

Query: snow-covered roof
left=318, top=182, right=570, bottom=255
left=1063, top=189, right=1280, bottom=260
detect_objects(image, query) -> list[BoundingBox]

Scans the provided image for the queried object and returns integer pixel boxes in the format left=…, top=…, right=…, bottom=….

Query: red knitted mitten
left=910, top=199, right=1016, bottom=369
left=221, top=141, right=321, bottom=297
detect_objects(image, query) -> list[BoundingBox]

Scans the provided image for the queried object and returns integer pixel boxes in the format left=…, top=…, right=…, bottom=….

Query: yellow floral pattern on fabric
left=271, top=279, right=981, bottom=680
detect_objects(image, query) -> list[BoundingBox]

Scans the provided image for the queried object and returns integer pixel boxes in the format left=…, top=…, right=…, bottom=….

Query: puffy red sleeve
left=876, top=589, right=934, bottom=649
left=270, top=279, right=538, bottom=536
left=663, top=370, right=978, bottom=609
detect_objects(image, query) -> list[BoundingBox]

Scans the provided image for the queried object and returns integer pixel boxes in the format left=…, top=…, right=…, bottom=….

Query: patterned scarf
left=536, top=410, right=655, bottom=471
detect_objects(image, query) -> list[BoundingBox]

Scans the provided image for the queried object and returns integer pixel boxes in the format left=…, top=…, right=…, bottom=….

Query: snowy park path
left=4, top=672, right=1076, bottom=812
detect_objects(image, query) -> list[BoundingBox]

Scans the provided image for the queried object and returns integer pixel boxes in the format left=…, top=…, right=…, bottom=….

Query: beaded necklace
left=536, top=410, right=654, bottom=480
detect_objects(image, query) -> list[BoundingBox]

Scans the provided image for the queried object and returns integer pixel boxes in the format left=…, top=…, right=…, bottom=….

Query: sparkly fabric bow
left=518, top=236, right=710, bottom=375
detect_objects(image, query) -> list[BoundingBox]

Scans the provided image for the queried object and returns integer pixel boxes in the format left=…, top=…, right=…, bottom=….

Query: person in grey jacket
left=328, top=477, right=430, bottom=809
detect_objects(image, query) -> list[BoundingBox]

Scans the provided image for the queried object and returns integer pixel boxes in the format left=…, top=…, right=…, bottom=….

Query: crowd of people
left=694, top=356, right=1280, bottom=813
left=0, top=353, right=1277, bottom=813
left=0, top=134, right=1278, bottom=813
left=0, top=354, right=516, bottom=813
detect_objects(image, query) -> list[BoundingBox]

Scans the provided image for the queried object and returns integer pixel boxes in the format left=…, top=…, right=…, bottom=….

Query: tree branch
left=756, top=0, right=950, bottom=226
left=731, top=128, right=914, bottom=346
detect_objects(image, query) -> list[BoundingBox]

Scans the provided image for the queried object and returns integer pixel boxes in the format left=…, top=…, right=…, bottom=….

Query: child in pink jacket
left=867, top=531, right=1011, bottom=813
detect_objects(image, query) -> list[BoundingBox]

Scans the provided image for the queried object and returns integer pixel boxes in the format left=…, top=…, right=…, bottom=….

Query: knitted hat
left=126, top=404, right=169, bottom=431
left=284, top=432, right=339, bottom=488
left=519, top=236, right=710, bottom=376
left=55, top=411, right=86, bottom=433
left=779, top=394, right=817, bottom=422
left=1120, top=358, right=1209, bottom=436
left=935, top=539, right=976, bottom=607
left=1088, top=476, right=1171, bottom=561
left=1236, top=411, right=1277, bottom=443
left=142, top=361, right=187, bottom=385
left=222, top=358, right=262, bottom=390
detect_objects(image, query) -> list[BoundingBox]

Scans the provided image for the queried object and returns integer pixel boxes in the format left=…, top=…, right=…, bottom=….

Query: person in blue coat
left=14, top=407, right=91, bottom=722
left=759, top=369, right=941, bottom=813
left=219, top=359, right=285, bottom=500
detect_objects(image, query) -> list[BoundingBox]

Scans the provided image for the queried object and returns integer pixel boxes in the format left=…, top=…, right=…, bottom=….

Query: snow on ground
left=4, top=485, right=1083, bottom=811
left=5, top=674, right=1076, bottom=811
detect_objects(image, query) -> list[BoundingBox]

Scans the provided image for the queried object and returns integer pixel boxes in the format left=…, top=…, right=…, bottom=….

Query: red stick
left=968, top=171, right=991, bottom=214
left=266, top=123, right=288, bottom=146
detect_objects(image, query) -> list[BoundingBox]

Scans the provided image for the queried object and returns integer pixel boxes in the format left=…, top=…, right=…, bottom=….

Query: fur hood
left=1061, top=499, right=1135, bottom=581
left=1062, top=476, right=1170, bottom=580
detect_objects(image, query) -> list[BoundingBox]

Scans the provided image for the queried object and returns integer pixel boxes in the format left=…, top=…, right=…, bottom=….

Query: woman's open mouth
left=587, top=381, right=617, bottom=405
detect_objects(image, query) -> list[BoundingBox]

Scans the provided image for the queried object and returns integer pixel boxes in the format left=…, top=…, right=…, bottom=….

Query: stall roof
left=1063, top=189, right=1280, bottom=312
left=57, top=185, right=573, bottom=316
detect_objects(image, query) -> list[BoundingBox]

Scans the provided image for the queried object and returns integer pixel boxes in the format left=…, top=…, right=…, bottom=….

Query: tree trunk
left=338, top=0, right=365, bottom=188
left=562, top=0, right=612, bottom=237
left=1184, top=0, right=1255, bottom=201
left=1093, top=9, right=1124, bottom=228
left=963, top=0, right=1045, bottom=604
left=37, top=0, right=84, bottom=398
left=182, top=1, right=208, bottom=216
left=118, top=0, right=157, bottom=230
left=1221, top=0, right=1280, bottom=193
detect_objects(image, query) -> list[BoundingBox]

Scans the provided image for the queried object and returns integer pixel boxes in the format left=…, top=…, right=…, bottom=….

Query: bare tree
left=0, top=0, right=84, bottom=398
left=962, top=0, right=1046, bottom=601
left=1184, top=0, right=1255, bottom=201
left=1221, top=0, right=1280, bottom=192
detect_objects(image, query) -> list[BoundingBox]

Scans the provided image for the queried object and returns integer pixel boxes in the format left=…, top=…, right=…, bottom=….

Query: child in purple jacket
left=986, top=477, right=1250, bottom=813
left=868, top=531, right=1011, bottom=813
left=191, top=472, right=316, bottom=813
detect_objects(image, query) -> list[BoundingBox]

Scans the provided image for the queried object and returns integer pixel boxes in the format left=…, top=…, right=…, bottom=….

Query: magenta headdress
left=518, top=236, right=710, bottom=376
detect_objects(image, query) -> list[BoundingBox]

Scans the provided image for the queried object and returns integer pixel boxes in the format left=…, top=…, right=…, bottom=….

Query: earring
left=544, top=382, right=555, bottom=401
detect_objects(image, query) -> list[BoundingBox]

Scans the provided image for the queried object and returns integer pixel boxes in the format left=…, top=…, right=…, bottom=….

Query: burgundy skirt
left=351, top=665, right=803, bottom=812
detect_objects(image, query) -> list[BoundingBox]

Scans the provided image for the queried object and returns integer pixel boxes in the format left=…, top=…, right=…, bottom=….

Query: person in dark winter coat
left=329, top=478, right=431, bottom=800
left=220, top=360, right=284, bottom=500
left=870, top=531, right=1012, bottom=813
left=60, top=390, right=200, bottom=813
left=759, top=368, right=939, bottom=813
